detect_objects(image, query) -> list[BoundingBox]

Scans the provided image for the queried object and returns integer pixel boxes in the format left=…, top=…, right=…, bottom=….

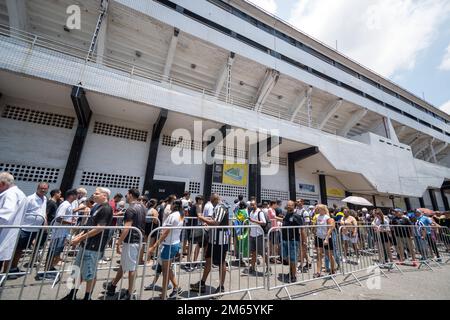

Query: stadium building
left=0, top=0, right=449, bottom=211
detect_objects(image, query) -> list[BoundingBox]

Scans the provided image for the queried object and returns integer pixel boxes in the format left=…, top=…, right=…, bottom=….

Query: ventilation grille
left=215, top=146, right=248, bottom=160
left=1, top=105, right=75, bottom=129
left=260, top=155, right=288, bottom=166
left=0, top=163, right=60, bottom=183
left=296, top=193, right=319, bottom=200
left=93, top=122, right=148, bottom=142
left=161, top=135, right=203, bottom=151
left=80, top=171, right=140, bottom=189
left=212, top=183, right=247, bottom=198
left=261, top=189, right=289, bottom=201
left=188, top=181, right=201, bottom=194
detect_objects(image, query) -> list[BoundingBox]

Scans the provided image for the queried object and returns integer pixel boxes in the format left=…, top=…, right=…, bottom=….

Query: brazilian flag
left=234, top=209, right=249, bottom=258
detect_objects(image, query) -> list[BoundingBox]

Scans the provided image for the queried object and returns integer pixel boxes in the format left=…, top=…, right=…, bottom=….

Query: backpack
left=257, top=209, right=272, bottom=235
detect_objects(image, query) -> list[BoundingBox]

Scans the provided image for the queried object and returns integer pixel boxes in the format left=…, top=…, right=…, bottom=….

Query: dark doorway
left=149, top=180, right=186, bottom=200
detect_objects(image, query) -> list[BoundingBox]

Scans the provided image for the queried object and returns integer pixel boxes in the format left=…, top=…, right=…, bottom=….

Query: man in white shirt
left=0, top=172, right=27, bottom=273
left=203, top=197, right=214, bottom=218
left=10, top=182, right=49, bottom=273
left=37, top=189, right=78, bottom=279
left=247, top=201, right=270, bottom=276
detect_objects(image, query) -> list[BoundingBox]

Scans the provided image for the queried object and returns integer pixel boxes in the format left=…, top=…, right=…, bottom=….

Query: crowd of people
left=0, top=170, right=449, bottom=300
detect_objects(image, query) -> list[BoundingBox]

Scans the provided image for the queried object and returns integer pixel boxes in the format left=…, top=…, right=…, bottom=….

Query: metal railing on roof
left=0, top=23, right=260, bottom=113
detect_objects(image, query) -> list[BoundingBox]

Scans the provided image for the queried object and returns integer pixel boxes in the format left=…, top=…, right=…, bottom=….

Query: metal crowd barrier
left=0, top=221, right=449, bottom=300
left=337, top=224, right=399, bottom=287
left=143, top=224, right=265, bottom=300
left=0, top=224, right=146, bottom=300
left=266, top=225, right=344, bottom=299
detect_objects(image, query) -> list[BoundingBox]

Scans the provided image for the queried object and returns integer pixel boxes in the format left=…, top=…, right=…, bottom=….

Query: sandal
left=313, top=273, right=321, bottom=278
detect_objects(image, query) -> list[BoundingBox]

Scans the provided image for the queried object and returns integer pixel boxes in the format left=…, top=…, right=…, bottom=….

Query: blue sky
left=248, top=0, right=450, bottom=114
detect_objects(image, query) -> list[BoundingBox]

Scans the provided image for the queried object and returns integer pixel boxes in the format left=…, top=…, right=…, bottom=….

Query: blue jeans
left=74, top=249, right=101, bottom=281
left=282, top=240, right=299, bottom=263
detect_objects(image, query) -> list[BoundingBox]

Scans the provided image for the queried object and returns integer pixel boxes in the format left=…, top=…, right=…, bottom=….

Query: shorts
left=194, top=230, right=209, bottom=248
left=282, top=240, right=299, bottom=263
left=121, top=243, right=140, bottom=272
left=249, top=235, right=265, bottom=256
left=342, top=233, right=358, bottom=244
left=17, top=230, right=37, bottom=251
left=145, top=222, right=158, bottom=237
left=74, top=249, right=101, bottom=281
left=269, top=230, right=281, bottom=246
left=49, top=237, right=66, bottom=256
left=315, top=236, right=334, bottom=250
left=206, top=244, right=228, bottom=265
left=160, top=243, right=180, bottom=261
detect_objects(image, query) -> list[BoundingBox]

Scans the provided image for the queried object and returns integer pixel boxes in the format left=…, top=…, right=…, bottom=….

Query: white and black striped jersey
left=209, top=203, right=230, bottom=245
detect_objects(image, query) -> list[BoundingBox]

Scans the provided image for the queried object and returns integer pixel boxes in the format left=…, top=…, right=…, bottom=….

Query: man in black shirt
left=105, top=188, right=146, bottom=300
left=391, top=208, right=416, bottom=264
left=37, top=189, right=61, bottom=250
left=46, top=189, right=61, bottom=224
left=61, top=187, right=113, bottom=300
left=281, top=200, right=303, bottom=283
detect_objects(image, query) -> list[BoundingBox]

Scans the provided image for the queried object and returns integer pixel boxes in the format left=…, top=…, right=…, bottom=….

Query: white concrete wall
left=1, top=38, right=449, bottom=198
left=375, top=196, right=392, bottom=208
left=422, top=190, right=433, bottom=209
left=409, top=197, right=421, bottom=210
left=434, top=189, right=445, bottom=211
left=261, top=153, right=289, bottom=205
left=154, top=141, right=205, bottom=196
left=0, top=96, right=75, bottom=195
left=73, top=114, right=150, bottom=197
left=325, top=175, right=346, bottom=207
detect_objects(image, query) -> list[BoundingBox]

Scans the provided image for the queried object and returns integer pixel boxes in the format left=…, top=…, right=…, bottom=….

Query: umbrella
left=342, top=196, right=373, bottom=206
left=416, top=208, right=434, bottom=215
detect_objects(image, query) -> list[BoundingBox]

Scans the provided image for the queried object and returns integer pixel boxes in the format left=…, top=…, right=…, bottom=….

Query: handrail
left=0, top=23, right=259, bottom=112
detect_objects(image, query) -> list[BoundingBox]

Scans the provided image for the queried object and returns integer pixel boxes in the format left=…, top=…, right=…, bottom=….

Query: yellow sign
left=222, top=162, right=248, bottom=186
left=326, top=188, right=345, bottom=198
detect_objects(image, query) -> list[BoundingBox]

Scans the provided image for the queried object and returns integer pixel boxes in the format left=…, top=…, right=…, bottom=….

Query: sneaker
left=190, top=281, right=206, bottom=293
left=6, top=268, right=25, bottom=280
left=214, top=285, right=225, bottom=294
left=98, top=259, right=108, bottom=265
left=60, top=291, right=78, bottom=300
left=119, top=290, right=131, bottom=300
left=144, top=283, right=157, bottom=291
left=35, top=272, right=57, bottom=281
left=436, top=258, right=442, bottom=263
left=181, top=265, right=194, bottom=272
left=299, top=266, right=309, bottom=273
left=104, top=282, right=116, bottom=296
left=168, top=287, right=183, bottom=299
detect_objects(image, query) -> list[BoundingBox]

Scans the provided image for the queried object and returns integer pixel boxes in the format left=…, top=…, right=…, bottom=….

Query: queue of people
left=1, top=170, right=449, bottom=300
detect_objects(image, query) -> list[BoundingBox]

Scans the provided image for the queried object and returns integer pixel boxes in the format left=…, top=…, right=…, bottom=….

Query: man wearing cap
left=414, top=209, right=441, bottom=262
left=391, top=208, right=417, bottom=266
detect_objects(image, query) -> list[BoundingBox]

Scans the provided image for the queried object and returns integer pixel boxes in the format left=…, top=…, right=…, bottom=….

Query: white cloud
left=247, top=0, right=278, bottom=15
left=288, top=0, right=450, bottom=78
left=439, top=43, right=450, bottom=70
left=440, top=100, right=450, bottom=115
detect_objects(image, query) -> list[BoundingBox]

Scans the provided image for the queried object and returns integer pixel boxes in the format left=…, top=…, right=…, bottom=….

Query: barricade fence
left=0, top=223, right=448, bottom=300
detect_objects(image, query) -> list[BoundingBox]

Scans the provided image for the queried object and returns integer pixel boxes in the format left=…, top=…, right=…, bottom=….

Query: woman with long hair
left=140, top=199, right=160, bottom=265
left=372, top=209, right=393, bottom=265
left=314, top=204, right=336, bottom=277
left=148, top=199, right=184, bottom=299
